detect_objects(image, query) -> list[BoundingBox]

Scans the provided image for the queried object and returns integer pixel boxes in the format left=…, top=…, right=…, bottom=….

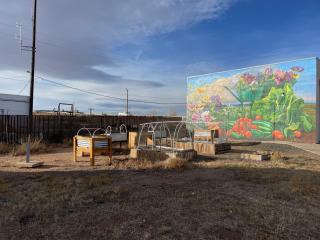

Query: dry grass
left=271, top=151, right=287, bottom=161
left=11, top=139, right=51, bottom=156
left=107, top=157, right=188, bottom=170
left=1, top=143, right=320, bottom=239
left=289, top=174, right=319, bottom=195
left=162, top=158, right=188, bottom=169
left=0, top=143, right=11, bottom=154
left=233, top=168, right=288, bottom=184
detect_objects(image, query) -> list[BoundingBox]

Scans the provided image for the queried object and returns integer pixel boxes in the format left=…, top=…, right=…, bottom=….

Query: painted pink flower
left=191, top=113, right=200, bottom=122
left=284, top=71, right=294, bottom=81
left=201, top=111, right=212, bottom=122
left=274, top=70, right=286, bottom=79
left=264, top=67, right=273, bottom=76
left=187, top=104, right=195, bottom=111
left=241, top=73, right=256, bottom=85
left=274, top=70, right=294, bottom=85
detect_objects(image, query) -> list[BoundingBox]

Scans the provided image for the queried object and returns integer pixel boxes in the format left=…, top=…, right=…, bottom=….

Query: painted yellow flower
left=196, top=103, right=204, bottom=111
left=197, top=87, right=205, bottom=94
left=202, top=95, right=210, bottom=103
left=292, top=73, right=300, bottom=79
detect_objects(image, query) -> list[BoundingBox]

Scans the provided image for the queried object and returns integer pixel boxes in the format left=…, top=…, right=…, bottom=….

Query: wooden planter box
left=73, top=135, right=112, bottom=166
left=241, top=152, right=271, bottom=161
left=175, top=141, right=231, bottom=155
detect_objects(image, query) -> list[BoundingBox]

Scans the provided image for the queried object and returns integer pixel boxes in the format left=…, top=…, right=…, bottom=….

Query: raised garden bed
left=241, top=151, right=271, bottom=161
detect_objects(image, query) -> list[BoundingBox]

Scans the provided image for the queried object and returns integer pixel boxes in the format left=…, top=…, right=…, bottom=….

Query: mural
left=187, top=58, right=318, bottom=143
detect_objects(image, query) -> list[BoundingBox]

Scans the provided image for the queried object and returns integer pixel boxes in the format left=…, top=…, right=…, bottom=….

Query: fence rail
left=0, top=115, right=181, bottom=144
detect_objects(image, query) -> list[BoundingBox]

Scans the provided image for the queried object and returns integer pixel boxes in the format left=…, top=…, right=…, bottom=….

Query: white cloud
left=0, top=0, right=236, bottom=114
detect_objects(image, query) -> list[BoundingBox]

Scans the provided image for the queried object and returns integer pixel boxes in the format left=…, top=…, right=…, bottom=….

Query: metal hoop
left=119, top=124, right=127, bottom=134
left=77, top=128, right=92, bottom=136
left=106, top=126, right=112, bottom=135
left=92, top=128, right=107, bottom=137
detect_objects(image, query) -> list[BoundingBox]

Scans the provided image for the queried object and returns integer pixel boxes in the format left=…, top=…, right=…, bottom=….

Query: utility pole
left=125, top=88, right=129, bottom=115
left=89, top=108, right=94, bottom=116
left=26, top=0, right=37, bottom=163
left=29, top=0, right=37, bottom=118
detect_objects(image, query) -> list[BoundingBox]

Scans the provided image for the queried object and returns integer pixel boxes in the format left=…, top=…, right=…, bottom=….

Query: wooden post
left=108, top=137, right=112, bottom=165
left=90, top=138, right=95, bottom=166
left=73, top=136, right=77, bottom=162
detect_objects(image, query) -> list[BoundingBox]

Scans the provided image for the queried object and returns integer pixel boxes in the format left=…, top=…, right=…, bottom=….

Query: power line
left=37, top=76, right=186, bottom=105
left=18, top=80, right=29, bottom=94
left=0, top=74, right=186, bottom=104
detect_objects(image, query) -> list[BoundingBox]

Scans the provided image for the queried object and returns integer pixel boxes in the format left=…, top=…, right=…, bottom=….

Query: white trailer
left=0, top=93, right=29, bottom=115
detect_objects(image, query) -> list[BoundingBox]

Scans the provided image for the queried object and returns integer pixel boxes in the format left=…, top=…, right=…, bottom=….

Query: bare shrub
left=108, top=157, right=188, bottom=170
left=271, top=151, right=287, bottom=161
left=161, top=158, right=188, bottom=169
left=110, top=158, right=161, bottom=170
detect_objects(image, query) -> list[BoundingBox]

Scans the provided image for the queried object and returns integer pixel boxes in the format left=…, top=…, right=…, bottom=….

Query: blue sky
left=118, top=0, right=320, bottom=72
left=0, top=0, right=320, bottom=115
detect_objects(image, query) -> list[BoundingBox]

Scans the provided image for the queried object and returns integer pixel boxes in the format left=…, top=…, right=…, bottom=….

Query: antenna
left=15, top=22, right=33, bottom=53
left=15, top=23, right=23, bottom=54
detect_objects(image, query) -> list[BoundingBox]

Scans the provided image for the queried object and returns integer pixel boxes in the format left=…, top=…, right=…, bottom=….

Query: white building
left=0, top=93, right=29, bottom=115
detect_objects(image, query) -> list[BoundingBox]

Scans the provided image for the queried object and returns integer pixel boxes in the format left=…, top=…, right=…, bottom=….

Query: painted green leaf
left=284, top=122, right=300, bottom=138
left=300, top=116, right=313, bottom=132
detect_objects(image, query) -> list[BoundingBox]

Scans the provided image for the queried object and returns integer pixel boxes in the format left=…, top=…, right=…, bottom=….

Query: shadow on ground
left=1, top=163, right=320, bottom=240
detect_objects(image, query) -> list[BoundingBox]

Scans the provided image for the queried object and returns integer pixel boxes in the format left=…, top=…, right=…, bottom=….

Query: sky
left=0, top=0, right=319, bottom=115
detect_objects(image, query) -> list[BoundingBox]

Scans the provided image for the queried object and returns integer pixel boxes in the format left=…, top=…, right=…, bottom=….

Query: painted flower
left=201, top=111, right=212, bottom=122
left=202, top=95, right=211, bottom=104
left=240, top=73, right=256, bottom=85
left=274, top=70, right=286, bottom=79
left=292, top=73, right=300, bottom=79
left=187, top=104, right=195, bottom=111
left=291, top=66, right=304, bottom=72
left=264, top=67, right=273, bottom=76
left=191, top=113, right=200, bottom=122
left=210, top=95, right=223, bottom=111
left=196, top=87, right=205, bottom=94
left=195, top=103, right=205, bottom=111
left=274, top=70, right=294, bottom=86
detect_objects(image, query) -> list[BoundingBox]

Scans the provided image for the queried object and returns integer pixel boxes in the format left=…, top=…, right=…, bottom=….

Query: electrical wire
left=18, top=80, right=29, bottom=94
left=0, top=74, right=187, bottom=104
left=37, top=76, right=186, bottom=105
left=0, top=23, right=187, bottom=105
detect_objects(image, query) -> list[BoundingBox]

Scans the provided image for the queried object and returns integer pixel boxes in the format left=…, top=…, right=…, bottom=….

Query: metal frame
left=137, top=121, right=194, bottom=153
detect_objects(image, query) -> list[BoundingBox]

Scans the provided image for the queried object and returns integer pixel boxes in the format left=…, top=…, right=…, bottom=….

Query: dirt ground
left=1, top=143, right=320, bottom=239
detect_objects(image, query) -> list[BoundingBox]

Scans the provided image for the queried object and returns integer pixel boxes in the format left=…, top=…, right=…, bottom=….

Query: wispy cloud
left=0, top=0, right=236, bottom=114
